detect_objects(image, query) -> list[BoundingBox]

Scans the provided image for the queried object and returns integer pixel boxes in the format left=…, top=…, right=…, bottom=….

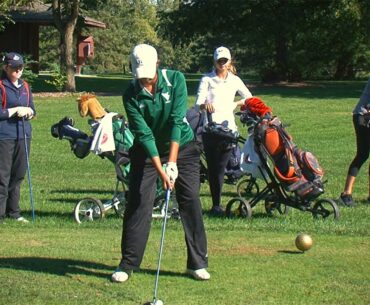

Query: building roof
left=10, top=1, right=106, bottom=29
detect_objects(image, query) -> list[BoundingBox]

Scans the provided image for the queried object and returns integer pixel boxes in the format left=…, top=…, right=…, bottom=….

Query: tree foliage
left=0, top=0, right=28, bottom=31
left=86, top=0, right=159, bottom=74
left=49, top=0, right=80, bottom=91
left=35, top=0, right=370, bottom=85
left=160, top=0, right=370, bottom=81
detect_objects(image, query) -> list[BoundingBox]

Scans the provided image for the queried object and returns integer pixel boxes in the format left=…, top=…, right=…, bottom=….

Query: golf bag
left=186, top=107, right=243, bottom=184
left=51, top=115, right=134, bottom=178
left=253, top=116, right=324, bottom=200
left=224, top=144, right=244, bottom=184
left=51, top=117, right=91, bottom=159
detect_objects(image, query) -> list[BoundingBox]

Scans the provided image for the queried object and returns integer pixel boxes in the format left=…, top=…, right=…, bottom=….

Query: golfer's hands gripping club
left=17, top=106, right=34, bottom=119
left=7, top=106, right=22, bottom=118
left=165, top=162, right=178, bottom=184
left=200, top=103, right=215, bottom=113
left=8, top=106, right=33, bottom=119
left=159, top=169, right=173, bottom=191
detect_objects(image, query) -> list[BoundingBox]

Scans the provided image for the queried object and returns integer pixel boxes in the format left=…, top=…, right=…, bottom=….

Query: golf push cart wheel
left=152, top=192, right=179, bottom=219
left=225, top=197, right=252, bottom=219
left=264, top=199, right=290, bottom=216
left=112, top=181, right=127, bottom=218
left=112, top=192, right=127, bottom=218
left=312, top=198, right=340, bottom=220
left=74, top=197, right=104, bottom=224
left=236, top=176, right=259, bottom=200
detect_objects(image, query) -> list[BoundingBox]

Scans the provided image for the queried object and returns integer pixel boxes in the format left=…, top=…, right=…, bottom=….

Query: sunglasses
left=216, top=58, right=229, bottom=65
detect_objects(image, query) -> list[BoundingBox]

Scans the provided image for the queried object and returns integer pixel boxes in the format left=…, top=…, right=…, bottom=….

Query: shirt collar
left=133, top=69, right=162, bottom=98
left=211, top=69, right=230, bottom=82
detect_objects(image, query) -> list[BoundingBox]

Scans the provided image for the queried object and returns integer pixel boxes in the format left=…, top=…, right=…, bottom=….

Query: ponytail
left=228, top=59, right=237, bottom=75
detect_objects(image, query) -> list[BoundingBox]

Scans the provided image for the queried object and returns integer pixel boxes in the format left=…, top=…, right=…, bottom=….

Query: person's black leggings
left=347, top=114, right=370, bottom=177
left=202, top=133, right=233, bottom=208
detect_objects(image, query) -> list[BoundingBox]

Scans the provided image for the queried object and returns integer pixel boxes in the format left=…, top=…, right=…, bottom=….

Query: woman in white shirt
left=195, top=46, right=253, bottom=216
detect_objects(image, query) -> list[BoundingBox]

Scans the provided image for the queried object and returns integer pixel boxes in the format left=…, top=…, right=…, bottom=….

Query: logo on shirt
left=139, top=103, right=145, bottom=109
left=162, top=92, right=170, bottom=103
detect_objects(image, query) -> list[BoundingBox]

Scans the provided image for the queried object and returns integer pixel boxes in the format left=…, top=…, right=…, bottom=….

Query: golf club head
left=143, top=301, right=163, bottom=305
left=146, top=300, right=163, bottom=305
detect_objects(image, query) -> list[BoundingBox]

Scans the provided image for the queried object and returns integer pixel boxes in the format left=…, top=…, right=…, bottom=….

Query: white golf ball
left=154, top=300, right=163, bottom=305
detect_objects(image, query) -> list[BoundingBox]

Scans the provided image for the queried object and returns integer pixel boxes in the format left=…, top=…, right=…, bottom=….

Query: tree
left=160, top=0, right=370, bottom=81
left=82, top=0, right=162, bottom=74
left=50, top=0, right=80, bottom=91
left=0, top=0, right=28, bottom=31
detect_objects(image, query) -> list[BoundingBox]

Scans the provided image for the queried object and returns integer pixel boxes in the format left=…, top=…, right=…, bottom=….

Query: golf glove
left=165, top=162, right=178, bottom=183
left=8, top=107, right=20, bottom=118
left=17, top=107, right=34, bottom=119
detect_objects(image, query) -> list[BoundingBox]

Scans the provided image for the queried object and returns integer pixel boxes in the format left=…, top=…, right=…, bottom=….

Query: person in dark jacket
left=111, top=44, right=209, bottom=283
left=0, top=52, right=36, bottom=223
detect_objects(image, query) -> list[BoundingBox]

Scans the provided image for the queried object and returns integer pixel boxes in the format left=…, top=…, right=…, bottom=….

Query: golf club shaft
left=153, top=189, right=171, bottom=301
left=22, top=117, right=35, bottom=221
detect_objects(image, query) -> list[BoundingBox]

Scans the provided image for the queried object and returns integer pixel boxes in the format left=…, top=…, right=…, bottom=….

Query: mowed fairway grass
left=0, top=76, right=369, bottom=305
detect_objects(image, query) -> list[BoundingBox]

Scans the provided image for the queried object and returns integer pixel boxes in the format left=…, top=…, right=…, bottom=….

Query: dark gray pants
left=119, top=141, right=208, bottom=271
left=0, top=139, right=29, bottom=220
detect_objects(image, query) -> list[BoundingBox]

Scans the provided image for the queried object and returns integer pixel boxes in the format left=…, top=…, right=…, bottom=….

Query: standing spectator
left=195, top=46, right=253, bottom=216
left=340, top=78, right=370, bottom=207
left=0, top=52, right=35, bottom=223
left=112, top=44, right=209, bottom=282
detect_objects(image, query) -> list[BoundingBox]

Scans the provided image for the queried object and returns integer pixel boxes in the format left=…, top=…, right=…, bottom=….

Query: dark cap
left=3, top=52, right=24, bottom=68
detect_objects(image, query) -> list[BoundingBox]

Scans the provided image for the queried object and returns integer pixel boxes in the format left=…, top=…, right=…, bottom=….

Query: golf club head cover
left=241, top=97, right=272, bottom=117
left=51, top=117, right=76, bottom=139
left=77, top=93, right=107, bottom=120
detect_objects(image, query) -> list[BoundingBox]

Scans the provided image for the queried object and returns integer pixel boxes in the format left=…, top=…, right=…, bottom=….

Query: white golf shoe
left=111, top=268, right=130, bottom=283
left=16, top=217, right=29, bottom=223
left=187, top=268, right=210, bottom=280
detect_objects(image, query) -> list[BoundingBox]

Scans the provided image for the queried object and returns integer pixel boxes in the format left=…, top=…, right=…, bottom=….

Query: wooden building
left=0, top=1, right=106, bottom=72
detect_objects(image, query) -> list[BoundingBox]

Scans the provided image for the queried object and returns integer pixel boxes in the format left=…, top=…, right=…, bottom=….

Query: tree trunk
left=275, top=35, right=288, bottom=81
left=51, top=0, right=79, bottom=92
left=64, top=23, right=76, bottom=91
left=334, top=53, right=355, bottom=80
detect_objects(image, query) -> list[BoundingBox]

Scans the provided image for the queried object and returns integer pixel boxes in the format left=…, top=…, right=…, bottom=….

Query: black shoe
left=209, top=206, right=225, bottom=217
left=339, top=193, right=356, bottom=207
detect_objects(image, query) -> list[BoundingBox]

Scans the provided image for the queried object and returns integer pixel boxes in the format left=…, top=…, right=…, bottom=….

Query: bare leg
left=343, top=175, right=356, bottom=195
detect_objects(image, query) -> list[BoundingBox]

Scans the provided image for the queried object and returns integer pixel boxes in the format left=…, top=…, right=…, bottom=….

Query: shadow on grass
left=26, top=210, right=73, bottom=218
left=0, top=257, right=112, bottom=278
left=0, top=257, right=189, bottom=280
left=48, top=196, right=116, bottom=204
left=50, top=188, right=116, bottom=195
left=277, top=250, right=305, bottom=255
left=139, top=268, right=188, bottom=279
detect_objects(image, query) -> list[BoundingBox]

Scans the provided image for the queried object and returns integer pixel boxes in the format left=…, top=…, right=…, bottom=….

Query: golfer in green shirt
left=112, top=44, right=209, bottom=283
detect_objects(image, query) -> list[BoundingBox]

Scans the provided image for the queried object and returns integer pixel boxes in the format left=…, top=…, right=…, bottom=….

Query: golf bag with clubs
left=226, top=97, right=340, bottom=220
left=51, top=114, right=178, bottom=223
left=186, top=106, right=245, bottom=185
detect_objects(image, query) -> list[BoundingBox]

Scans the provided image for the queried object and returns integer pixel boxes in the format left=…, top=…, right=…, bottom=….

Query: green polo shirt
left=123, top=69, right=194, bottom=158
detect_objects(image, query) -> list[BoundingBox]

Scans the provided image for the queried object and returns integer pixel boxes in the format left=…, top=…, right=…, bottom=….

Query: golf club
left=22, top=117, right=35, bottom=221
left=145, top=188, right=171, bottom=305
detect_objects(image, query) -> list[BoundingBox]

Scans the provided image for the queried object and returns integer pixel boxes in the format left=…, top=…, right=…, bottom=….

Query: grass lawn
left=0, top=76, right=369, bottom=305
